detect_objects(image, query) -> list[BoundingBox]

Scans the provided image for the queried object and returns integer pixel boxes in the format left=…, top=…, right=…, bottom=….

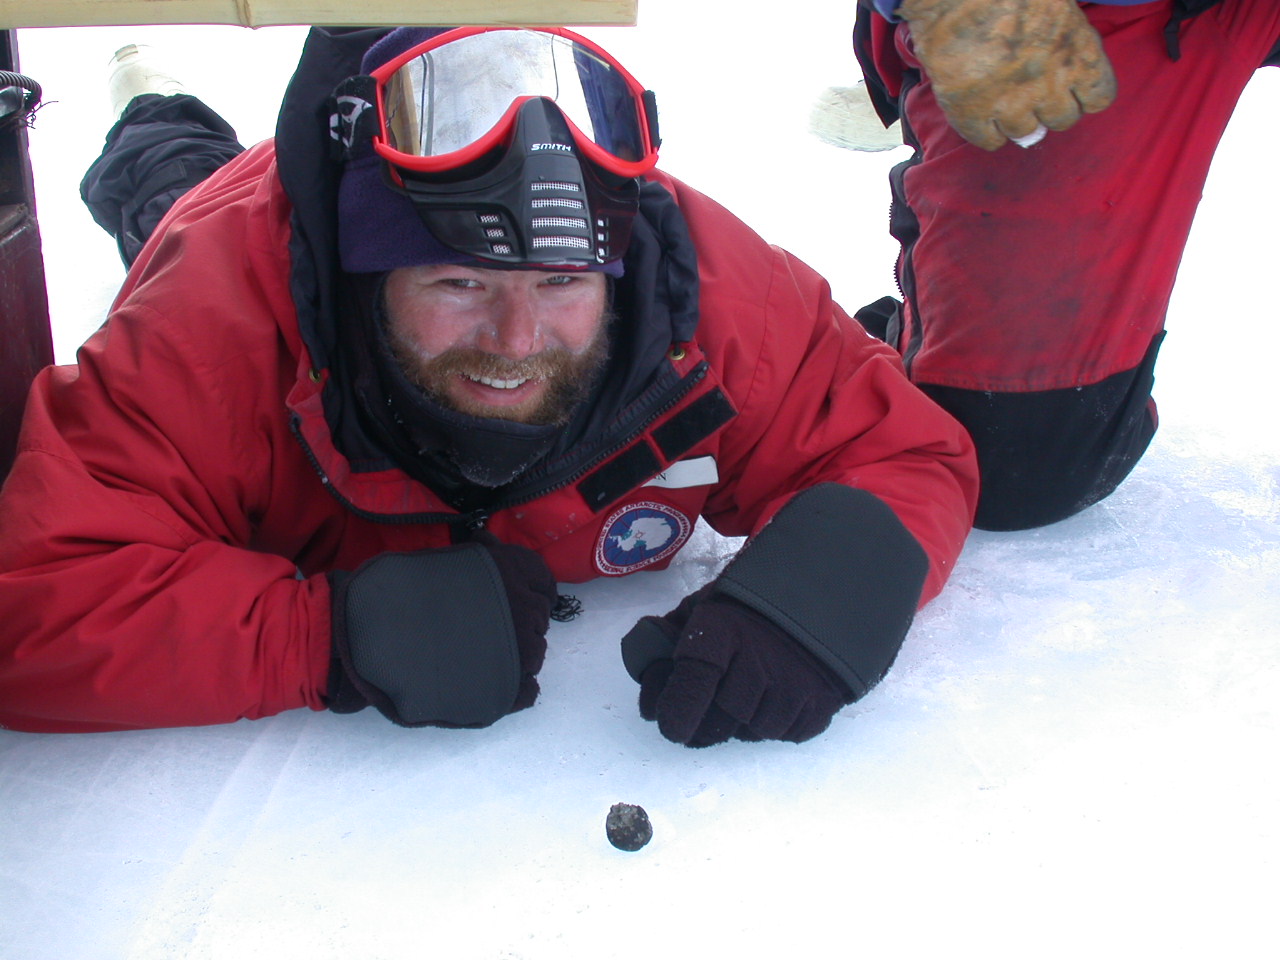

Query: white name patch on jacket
left=643, top=456, right=719, bottom=489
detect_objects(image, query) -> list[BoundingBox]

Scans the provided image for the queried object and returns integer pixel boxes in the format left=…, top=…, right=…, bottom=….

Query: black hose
left=0, top=70, right=42, bottom=125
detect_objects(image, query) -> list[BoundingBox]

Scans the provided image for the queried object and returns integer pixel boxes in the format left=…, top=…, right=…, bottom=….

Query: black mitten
left=473, top=532, right=557, bottom=711
left=635, top=594, right=851, bottom=747
left=328, top=537, right=557, bottom=728
left=622, top=484, right=930, bottom=747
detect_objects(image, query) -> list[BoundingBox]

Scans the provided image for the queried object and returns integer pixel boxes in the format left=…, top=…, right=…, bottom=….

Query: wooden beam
left=0, top=0, right=637, bottom=29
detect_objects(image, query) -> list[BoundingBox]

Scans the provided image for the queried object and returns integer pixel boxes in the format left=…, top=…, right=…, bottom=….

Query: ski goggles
left=368, top=26, right=660, bottom=185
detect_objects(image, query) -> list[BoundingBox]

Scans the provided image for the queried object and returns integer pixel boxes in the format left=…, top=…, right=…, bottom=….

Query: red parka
left=0, top=137, right=977, bottom=732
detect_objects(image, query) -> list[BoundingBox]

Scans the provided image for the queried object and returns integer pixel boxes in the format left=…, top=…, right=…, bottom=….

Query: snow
left=4, top=3, right=1279, bottom=958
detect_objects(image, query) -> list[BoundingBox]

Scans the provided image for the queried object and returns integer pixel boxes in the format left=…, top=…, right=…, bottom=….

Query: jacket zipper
left=289, top=361, right=710, bottom=528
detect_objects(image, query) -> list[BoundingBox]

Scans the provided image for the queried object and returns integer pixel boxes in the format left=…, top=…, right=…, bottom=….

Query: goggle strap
left=642, top=90, right=661, bottom=150
left=328, top=75, right=380, bottom=161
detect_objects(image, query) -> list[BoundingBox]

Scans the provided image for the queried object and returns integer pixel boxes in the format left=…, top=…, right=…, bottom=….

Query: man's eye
left=442, top=278, right=481, bottom=289
left=544, top=275, right=577, bottom=286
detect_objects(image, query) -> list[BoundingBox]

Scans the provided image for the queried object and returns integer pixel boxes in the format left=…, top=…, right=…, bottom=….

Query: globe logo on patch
left=595, top=501, right=693, bottom=576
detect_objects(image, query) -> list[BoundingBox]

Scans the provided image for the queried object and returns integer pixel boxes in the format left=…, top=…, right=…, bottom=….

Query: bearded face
left=381, top=264, right=612, bottom=426
left=386, top=322, right=611, bottom=425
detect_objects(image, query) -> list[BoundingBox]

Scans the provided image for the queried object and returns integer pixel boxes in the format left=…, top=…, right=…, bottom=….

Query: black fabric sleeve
left=79, top=93, right=246, bottom=267
left=710, top=484, right=928, bottom=700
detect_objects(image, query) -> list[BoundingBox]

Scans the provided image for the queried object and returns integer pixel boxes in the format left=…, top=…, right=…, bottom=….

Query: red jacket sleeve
left=0, top=333, right=333, bottom=733
left=658, top=174, right=978, bottom=605
left=0, top=148, right=333, bottom=733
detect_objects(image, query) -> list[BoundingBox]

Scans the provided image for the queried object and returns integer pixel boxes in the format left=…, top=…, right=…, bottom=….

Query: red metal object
left=0, top=30, right=53, bottom=481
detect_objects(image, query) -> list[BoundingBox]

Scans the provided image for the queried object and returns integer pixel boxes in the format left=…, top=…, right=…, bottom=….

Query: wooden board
left=0, top=0, right=637, bottom=29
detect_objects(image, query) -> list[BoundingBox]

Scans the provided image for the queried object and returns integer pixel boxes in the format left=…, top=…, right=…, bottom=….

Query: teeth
left=467, top=374, right=529, bottom=390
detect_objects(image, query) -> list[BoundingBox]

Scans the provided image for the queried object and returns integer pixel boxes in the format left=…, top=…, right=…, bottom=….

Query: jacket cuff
left=712, top=483, right=928, bottom=700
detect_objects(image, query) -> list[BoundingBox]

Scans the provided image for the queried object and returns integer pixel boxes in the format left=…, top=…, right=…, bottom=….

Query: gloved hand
left=621, top=484, right=931, bottom=748
left=630, top=591, right=852, bottom=747
left=897, top=0, right=1117, bottom=150
left=328, top=533, right=557, bottom=728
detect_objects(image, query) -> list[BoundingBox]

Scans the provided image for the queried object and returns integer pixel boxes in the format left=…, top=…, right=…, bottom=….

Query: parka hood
left=273, top=27, right=700, bottom=497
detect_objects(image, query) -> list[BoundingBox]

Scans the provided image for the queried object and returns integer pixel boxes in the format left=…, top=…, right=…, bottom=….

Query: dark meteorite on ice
left=606, top=802, right=653, bottom=851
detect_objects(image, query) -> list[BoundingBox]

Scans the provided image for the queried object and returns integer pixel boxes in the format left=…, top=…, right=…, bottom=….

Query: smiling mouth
left=465, top=373, right=535, bottom=390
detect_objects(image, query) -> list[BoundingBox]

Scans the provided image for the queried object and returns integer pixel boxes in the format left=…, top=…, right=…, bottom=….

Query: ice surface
left=4, top=3, right=1279, bottom=958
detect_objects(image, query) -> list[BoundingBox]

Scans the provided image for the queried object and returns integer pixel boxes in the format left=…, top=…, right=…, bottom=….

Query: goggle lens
left=374, top=29, right=656, bottom=177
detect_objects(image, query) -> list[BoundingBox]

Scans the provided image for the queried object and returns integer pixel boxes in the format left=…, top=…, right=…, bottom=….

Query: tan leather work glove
left=897, top=0, right=1117, bottom=150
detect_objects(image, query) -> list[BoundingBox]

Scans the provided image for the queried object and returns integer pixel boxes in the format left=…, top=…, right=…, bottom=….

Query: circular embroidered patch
left=595, top=501, right=693, bottom=576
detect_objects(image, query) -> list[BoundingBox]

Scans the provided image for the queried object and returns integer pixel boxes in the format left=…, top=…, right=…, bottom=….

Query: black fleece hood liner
left=342, top=272, right=581, bottom=508
left=275, top=27, right=702, bottom=512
